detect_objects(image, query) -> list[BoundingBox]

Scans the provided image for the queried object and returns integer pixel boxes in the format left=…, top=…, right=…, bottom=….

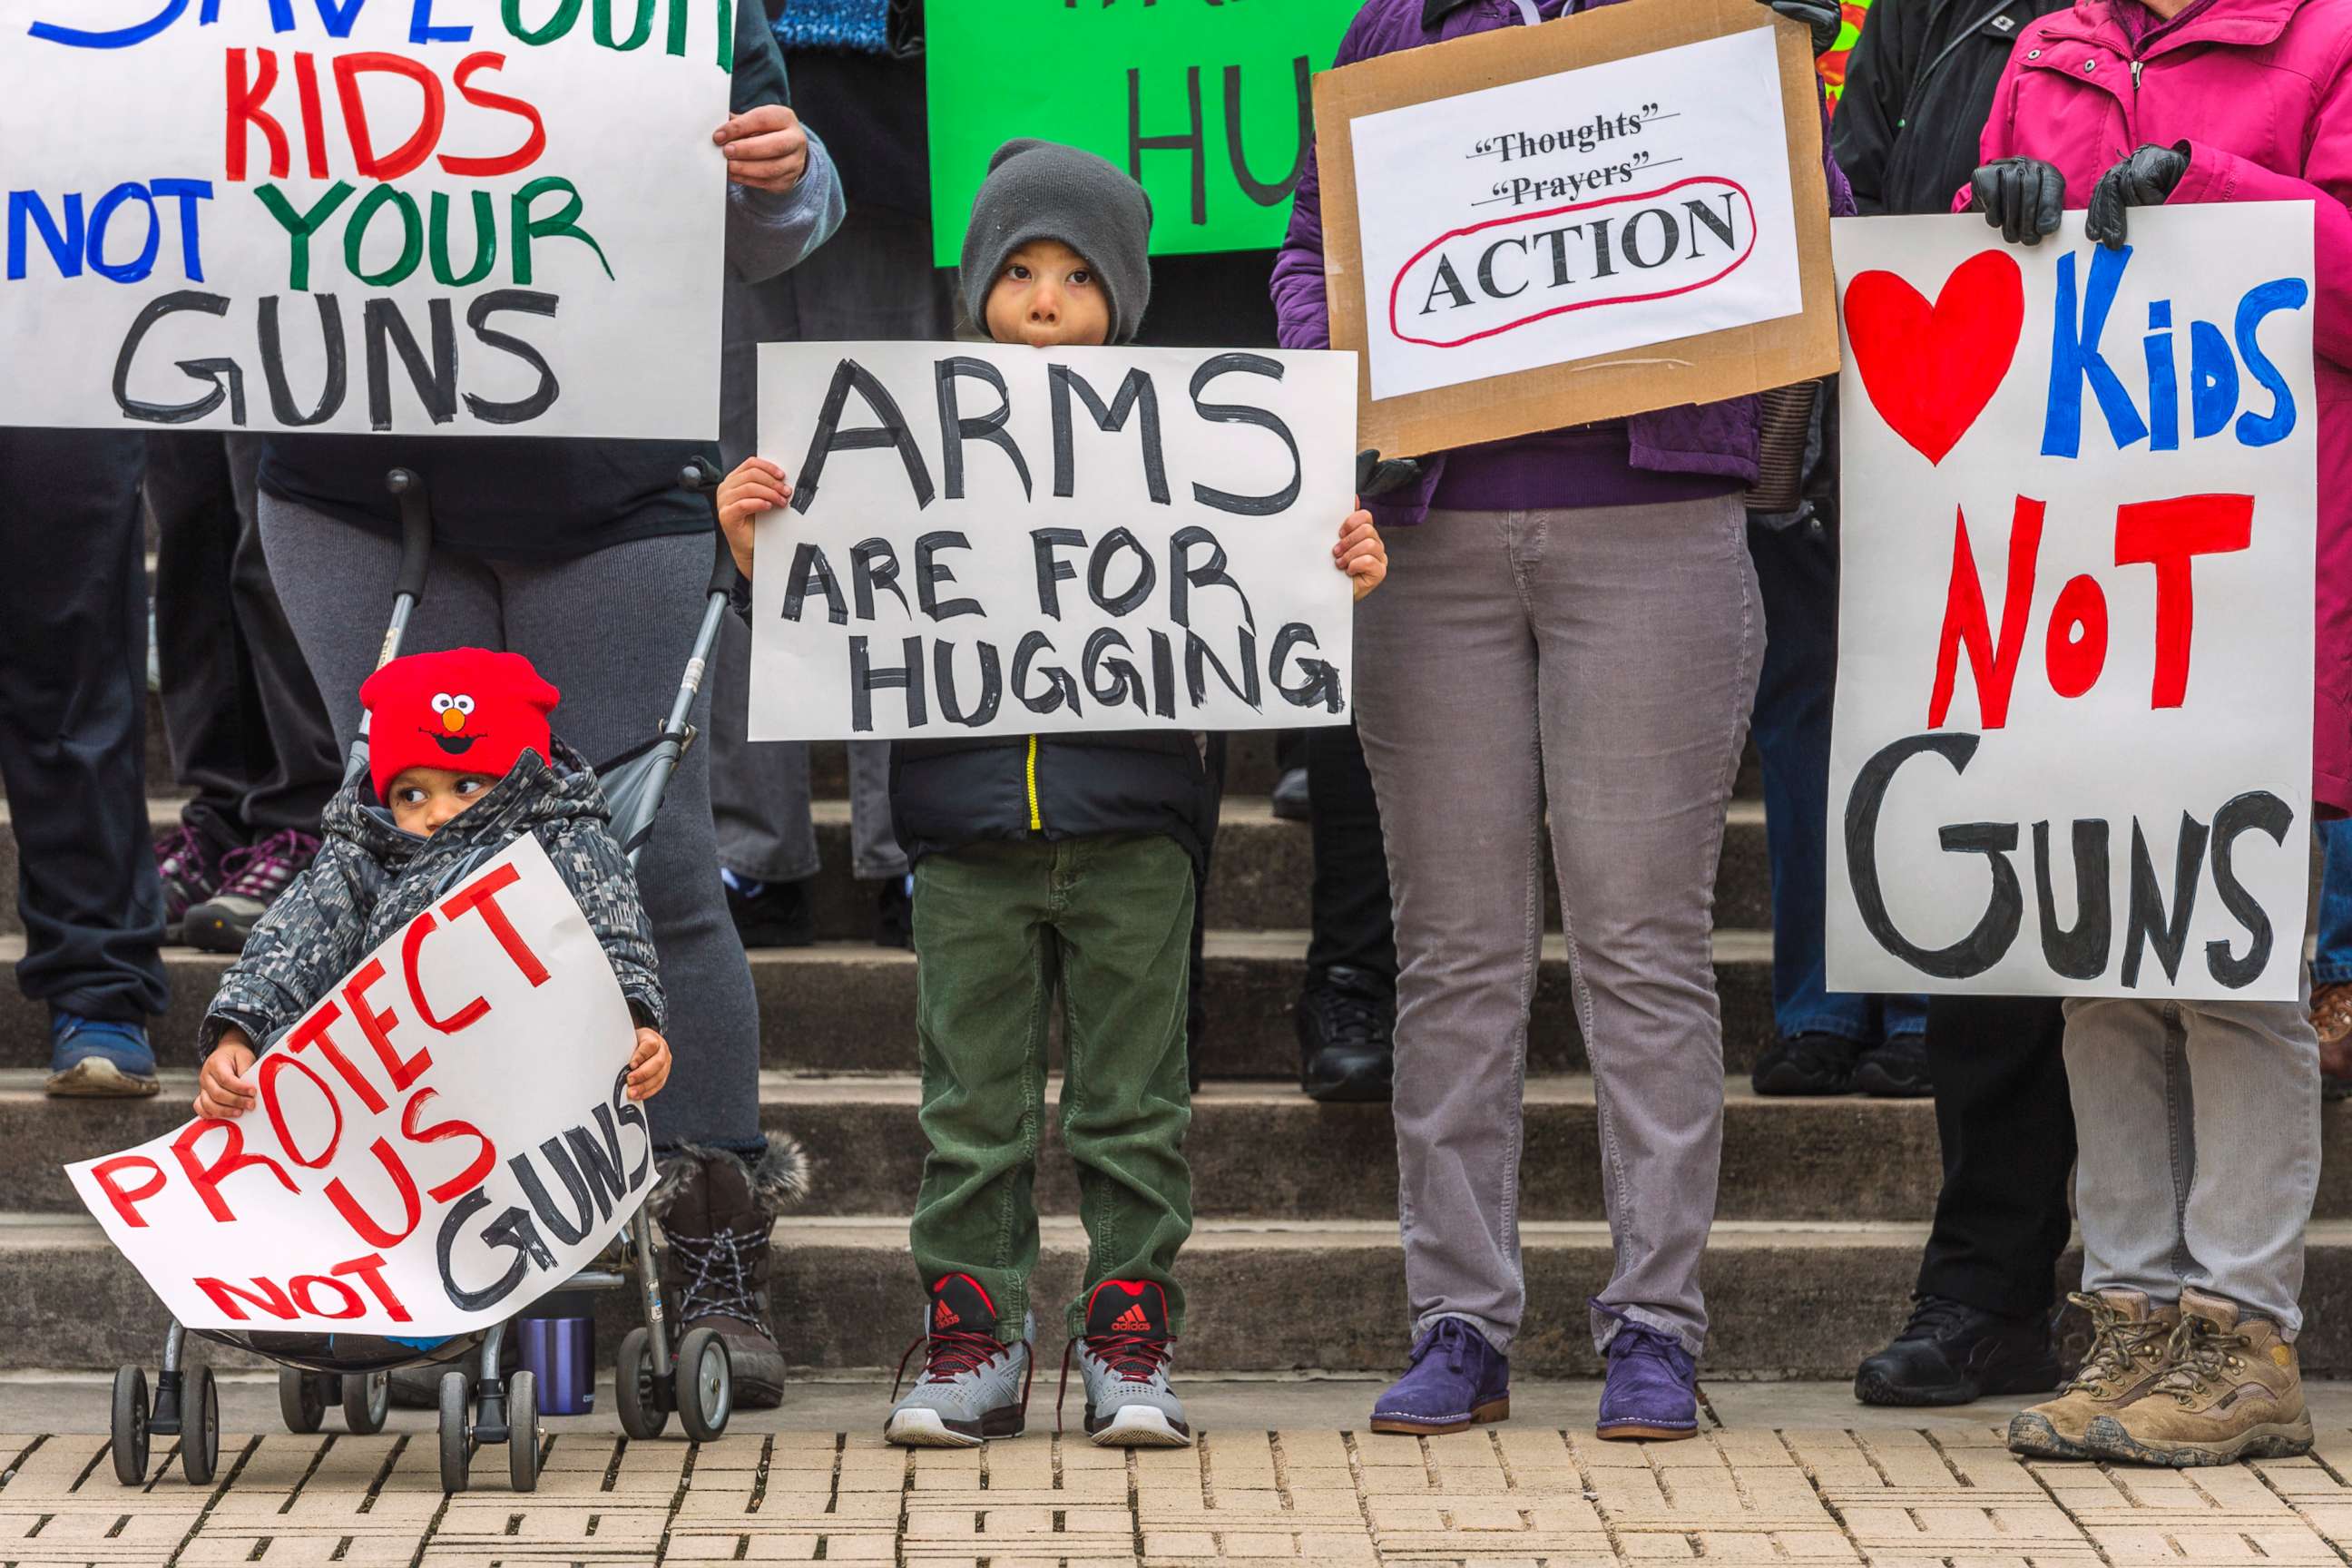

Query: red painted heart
left=1842, top=249, right=2025, bottom=466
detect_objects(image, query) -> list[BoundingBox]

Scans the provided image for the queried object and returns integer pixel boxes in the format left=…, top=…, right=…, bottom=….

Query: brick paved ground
left=12, top=1419, right=2352, bottom=1566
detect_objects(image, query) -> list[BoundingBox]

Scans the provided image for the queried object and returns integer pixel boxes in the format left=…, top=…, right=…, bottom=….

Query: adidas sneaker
left=885, top=1272, right=1032, bottom=1447
left=1064, top=1280, right=1191, bottom=1447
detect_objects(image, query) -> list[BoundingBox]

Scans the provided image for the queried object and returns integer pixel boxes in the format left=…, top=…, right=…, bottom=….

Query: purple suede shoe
left=1368, top=1318, right=1510, bottom=1436
left=1594, top=1302, right=1700, bottom=1442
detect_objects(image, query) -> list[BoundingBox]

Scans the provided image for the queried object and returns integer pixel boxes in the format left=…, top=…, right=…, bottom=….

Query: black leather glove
left=1970, top=156, right=2067, bottom=247
left=2085, top=142, right=2190, bottom=250
left=1754, top=0, right=1842, bottom=56
left=1355, top=448, right=1424, bottom=499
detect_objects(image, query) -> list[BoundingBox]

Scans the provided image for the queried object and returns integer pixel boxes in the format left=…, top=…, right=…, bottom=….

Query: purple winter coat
left=1272, top=0, right=1855, bottom=528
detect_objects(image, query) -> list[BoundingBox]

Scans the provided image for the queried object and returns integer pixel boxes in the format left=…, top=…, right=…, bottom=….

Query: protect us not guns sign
left=1311, top=0, right=1838, bottom=459
left=1828, top=206, right=2318, bottom=1000
left=0, top=0, right=734, bottom=437
left=66, top=837, right=648, bottom=1335
left=748, top=341, right=1358, bottom=742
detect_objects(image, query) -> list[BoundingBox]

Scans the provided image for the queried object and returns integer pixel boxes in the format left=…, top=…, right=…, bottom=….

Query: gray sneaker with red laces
left=182, top=828, right=321, bottom=954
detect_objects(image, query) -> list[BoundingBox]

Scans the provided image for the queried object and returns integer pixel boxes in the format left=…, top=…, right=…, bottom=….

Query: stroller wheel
left=506, top=1369, right=541, bottom=1494
left=278, top=1367, right=327, bottom=1434
left=342, top=1370, right=390, bottom=1435
left=615, top=1327, right=668, bottom=1441
left=675, top=1328, right=733, bottom=1443
left=437, top=1370, right=472, bottom=1494
left=181, top=1367, right=220, bottom=1486
left=110, top=1366, right=149, bottom=1485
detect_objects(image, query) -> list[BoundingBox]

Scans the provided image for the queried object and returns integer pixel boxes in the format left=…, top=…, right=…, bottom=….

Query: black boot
left=1750, top=1032, right=1865, bottom=1095
left=725, top=875, right=815, bottom=948
left=1298, top=965, right=1395, bottom=1103
left=650, top=1140, right=811, bottom=1410
left=1854, top=1295, right=2067, bottom=1406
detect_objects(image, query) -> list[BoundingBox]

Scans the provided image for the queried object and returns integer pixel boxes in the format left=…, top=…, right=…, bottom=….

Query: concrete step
left=0, top=930, right=1782, bottom=1078
left=0, top=795, right=1772, bottom=943
left=4, top=1071, right=1975, bottom=1224
left=14, top=1210, right=2352, bottom=1378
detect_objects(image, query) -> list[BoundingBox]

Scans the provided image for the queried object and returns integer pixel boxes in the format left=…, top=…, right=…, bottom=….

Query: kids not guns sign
left=1828, top=206, right=2318, bottom=1001
left=0, top=0, right=734, bottom=438
left=64, top=838, right=648, bottom=1335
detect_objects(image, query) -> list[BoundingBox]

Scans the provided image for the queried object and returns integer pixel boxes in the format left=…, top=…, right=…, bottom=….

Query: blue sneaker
left=1594, top=1301, right=1700, bottom=1442
left=1369, top=1317, right=1510, bottom=1436
left=46, top=1013, right=159, bottom=1099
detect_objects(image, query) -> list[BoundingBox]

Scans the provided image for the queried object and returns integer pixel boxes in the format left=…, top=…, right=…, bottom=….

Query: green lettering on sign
left=925, top=0, right=1359, bottom=264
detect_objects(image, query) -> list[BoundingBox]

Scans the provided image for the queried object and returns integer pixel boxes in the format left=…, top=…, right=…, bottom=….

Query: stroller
left=107, top=461, right=744, bottom=1494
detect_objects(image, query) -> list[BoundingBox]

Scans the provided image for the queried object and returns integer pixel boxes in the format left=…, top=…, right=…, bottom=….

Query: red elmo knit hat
left=359, top=649, right=561, bottom=803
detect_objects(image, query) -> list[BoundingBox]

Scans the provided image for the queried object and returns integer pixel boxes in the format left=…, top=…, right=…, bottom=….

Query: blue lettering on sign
left=7, top=181, right=213, bottom=283
left=30, top=0, right=469, bottom=46
left=2040, top=244, right=2308, bottom=457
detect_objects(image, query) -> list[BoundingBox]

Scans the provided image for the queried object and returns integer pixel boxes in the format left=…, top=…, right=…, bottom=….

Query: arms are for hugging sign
left=0, top=0, right=735, bottom=438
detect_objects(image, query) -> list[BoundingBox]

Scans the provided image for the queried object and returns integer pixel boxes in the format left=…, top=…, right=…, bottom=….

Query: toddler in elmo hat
left=191, top=648, right=671, bottom=1122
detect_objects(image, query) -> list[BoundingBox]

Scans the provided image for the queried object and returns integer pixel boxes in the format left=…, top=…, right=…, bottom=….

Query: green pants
left=909, top=834, right=1195, bottom=1341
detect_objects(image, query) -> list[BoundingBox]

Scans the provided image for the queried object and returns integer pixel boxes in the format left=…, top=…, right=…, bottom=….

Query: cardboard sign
left=925, top=0, right=1359, bottom=263
left=67, top=838, right=649, bottom=1335
left=1313, top=0, right=1838, bottom=458
left=748, top=341, right=1358, bottom=741
left=1828, top=207, right=2317, bottom=1001
left=0, top=1, right=734, bottom=437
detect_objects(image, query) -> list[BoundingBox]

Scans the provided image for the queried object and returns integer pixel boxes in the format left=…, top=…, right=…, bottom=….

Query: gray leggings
left=258, top=497, right=760, bottom=1150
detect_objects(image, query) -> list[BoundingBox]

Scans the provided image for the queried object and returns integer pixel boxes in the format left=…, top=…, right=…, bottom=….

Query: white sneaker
left=1065, top=1280, right=1191, bottom=1447
left=885, top=1273, right=1031, bottom=1447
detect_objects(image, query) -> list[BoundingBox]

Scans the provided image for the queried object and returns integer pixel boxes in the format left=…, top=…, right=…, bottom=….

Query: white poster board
left=1828, top=206, right=2317, bottom=1000
left=0, top=1, right=734, bottom=437
left=1346, top=24, right=1805, bottom=403
left=66, top=837, right=648, bottom=1336
left=747, top=341, right=1359, bottom=742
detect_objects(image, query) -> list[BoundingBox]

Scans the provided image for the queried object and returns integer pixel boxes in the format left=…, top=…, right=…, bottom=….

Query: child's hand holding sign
left=718, top=458, right=792, bottom=581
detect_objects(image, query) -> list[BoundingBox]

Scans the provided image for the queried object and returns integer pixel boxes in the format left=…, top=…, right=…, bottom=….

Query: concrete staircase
left=6, top=714, right=2347, bottom=1386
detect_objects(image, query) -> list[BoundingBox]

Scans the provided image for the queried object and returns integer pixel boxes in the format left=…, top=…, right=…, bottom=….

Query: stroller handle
left=385, top=468, right=433, bottom=605
left=681, top=458, right=739, bottom=600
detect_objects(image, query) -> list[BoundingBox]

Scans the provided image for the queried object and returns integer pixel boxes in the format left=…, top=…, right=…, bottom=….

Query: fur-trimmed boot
left=650, top=1139, right=811, bottom=1409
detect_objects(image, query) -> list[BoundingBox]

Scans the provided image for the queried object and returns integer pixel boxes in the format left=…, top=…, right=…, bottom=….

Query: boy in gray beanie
left=714, top=139, right=1388, bottom=1453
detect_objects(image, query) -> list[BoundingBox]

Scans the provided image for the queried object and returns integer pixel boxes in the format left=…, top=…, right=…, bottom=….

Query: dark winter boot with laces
left=650, top=1139, right=810, bottom=1409
left=1298, top=965, right=1396, bottom=1103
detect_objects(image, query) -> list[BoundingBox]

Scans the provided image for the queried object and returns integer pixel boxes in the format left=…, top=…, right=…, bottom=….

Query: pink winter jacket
left=1971, top=0, right=2352, bottom=811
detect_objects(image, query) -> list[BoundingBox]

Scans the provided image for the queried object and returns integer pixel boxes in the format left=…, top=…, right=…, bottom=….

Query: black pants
left=146, top=434, right=339, bottom=846
left=0, top=430, right=168, bottom=1022
left=1915, top=995, right=2077, bottom=1318
left=1306, top=721, right=1396, bottom=987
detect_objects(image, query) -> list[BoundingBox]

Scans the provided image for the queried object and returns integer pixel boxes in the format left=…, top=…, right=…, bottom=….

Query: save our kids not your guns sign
left=1312, top=0, right=1839, bottom=460
left=65, top=838, right=648, bottom=1336
left=1828, top=206, right=2318, bottom=1002
left=746, top=342, right=1359, bottom=742
left=0, top=0, right=734, bottom=438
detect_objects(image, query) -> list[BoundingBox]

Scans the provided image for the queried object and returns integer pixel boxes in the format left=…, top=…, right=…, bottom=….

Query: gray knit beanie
left=960, top=139, right=1154, bottom=345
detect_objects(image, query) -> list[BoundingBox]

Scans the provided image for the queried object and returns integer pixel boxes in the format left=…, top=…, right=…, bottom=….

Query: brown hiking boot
left=2007, top=1290, right=2178, bottom=1459
left=650, top=1140, right=812, bottom=1410
left=2086, top=1289, right=2313, bottom=1466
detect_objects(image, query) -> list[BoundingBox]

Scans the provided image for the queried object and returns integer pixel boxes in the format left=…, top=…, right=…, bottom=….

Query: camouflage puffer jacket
left=200, top=739, right=662, bottom=1055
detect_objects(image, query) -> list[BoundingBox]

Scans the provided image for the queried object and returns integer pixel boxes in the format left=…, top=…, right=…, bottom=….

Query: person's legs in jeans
left=1353, top=510, right=1543, bottom=1356
left=1054, top=834, right=1196, bottom=1336
left=2308, top=819, right=2352, bottom=1086
left=1527, top=496, right=1760, bottom=1359
left=1744, top=515, right=1927, bottom=1093
left=0, top=430, right=169, bottom=1090
left=1298, top=720, right=1399, bottom=1102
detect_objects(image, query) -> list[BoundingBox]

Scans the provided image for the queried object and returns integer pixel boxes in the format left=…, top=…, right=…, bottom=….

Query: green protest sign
left=926, top=0, right=1362, bottom=263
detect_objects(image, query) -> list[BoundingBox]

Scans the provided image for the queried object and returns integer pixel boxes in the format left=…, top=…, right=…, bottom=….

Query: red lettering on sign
left=1928, top=497, right=2045, bottom=730
left=194, top=1275, right=299, bottom=1322
left=327, top=1137, right=424, bottom=1249
left=442, top=52, right=546, bottom=178
left=334, top=1251, right=412, bottom=1322
left=2113, top=494, right=2256, bottom=710
left=89, top=1155, right=167, bottom=1229
left=402, top=1087, right=495, bottom=1202
left=441, top=861, right=550, bottom=985
left=286, top=1000, right=389, bottom=1114
left=345, top=956, right=431, bottom=1093
left=172, top=1118, right=299, bottom=1224
left=258, top=1052, right=344, bottom=1170
left=332, top=52, right=446, bottom=181
left=224, top=47, right=289, bottom=182
left=401, top=911, right=490, bottom=1034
